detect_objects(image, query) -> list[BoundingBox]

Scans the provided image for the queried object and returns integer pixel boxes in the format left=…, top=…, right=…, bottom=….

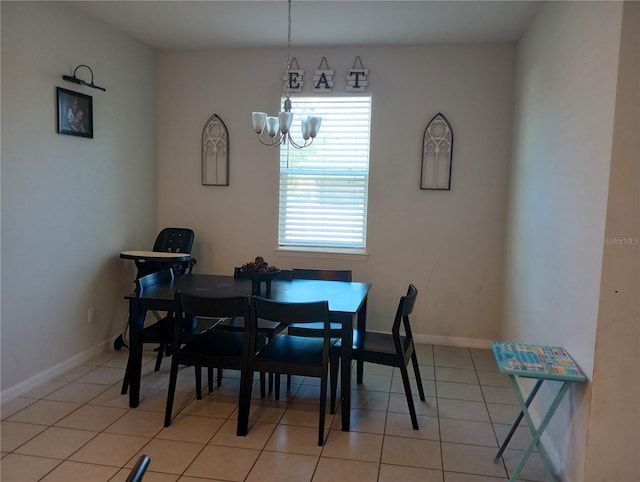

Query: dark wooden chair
left=121, top=270, right=179, bottom=395
left=287, top=268, right=353, bottom=337
left=214, top=268, right=292, bottom=390
left=217, top=268, right=292, bottom=338
left=284, top=269, right=353, bottom=390
left=126, top=455, right=150, bottom=482
left=238, top=296, right=331, bottom=446
left=137, top=269, right=177, bottom=372
left=330, top=284, right=425, bottom=429
left=164, top=292, right=257, bottom=427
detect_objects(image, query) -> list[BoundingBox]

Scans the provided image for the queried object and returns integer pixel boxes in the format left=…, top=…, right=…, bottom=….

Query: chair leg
left=121, top=360, right=130, bottom=394
left=208, top=367, right=214, bottom=393
left=217, top=368, right=223, bottom=388
left=287, top=374, right=292, bottom=390
left=399, top=364, right=419, bottom=430
left=237, top=369, right=253, bottom=436
left=164, top=357, right=180, bottom=427
left=357, top=360, right=364, bottom=384
left=195, top=365, right=202, bottom=400
left=274, top=374, right=281, bottom=400
left=260, top=372, right=266, bottom=399
left=154, top=344, right=165, bottom=371
left=318, top=369, right=328, bottom=446
left=410, top=352, right=426, bottom=400
left=329, top=352, right=340, bottom=414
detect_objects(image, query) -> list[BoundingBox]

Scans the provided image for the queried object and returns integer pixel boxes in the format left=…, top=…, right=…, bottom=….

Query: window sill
left=275, top=247, right=369, bottom=260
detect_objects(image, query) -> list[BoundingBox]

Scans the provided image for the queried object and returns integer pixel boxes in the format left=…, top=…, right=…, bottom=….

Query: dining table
left=121, top=273, right=371, bottom=431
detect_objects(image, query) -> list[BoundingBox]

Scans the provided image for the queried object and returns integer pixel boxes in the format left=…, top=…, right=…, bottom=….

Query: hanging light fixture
left=251, top=0, right=321, bottom=149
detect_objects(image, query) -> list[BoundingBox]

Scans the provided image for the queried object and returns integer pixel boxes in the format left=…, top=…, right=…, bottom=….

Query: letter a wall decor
left=313, top=57, right=334, bottom=92
left=420, top=113, right=453, bottom=190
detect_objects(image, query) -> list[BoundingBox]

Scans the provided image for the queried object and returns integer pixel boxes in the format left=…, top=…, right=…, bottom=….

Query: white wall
left=584, top=3, right=640, bottom=480
left=1, top=2, right=157, bottom=395
left=504, top=2, right=624, bottom=480
left=156, top=44, right=515, bottom=343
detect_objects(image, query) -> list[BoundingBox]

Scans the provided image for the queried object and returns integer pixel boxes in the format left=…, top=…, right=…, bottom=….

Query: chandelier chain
left=285, top=0, right=292, bottom=99
left=252, top=0, right=320, bottom=150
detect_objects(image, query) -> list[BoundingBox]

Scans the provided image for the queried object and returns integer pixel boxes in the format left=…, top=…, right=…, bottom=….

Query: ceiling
left=67, top=1, right=541, bottom=50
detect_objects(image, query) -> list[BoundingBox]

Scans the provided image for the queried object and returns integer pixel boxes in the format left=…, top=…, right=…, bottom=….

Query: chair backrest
left=126, top=455, right=150, bottom=482
left=292, top=268, right=352, bottom=282
left=251, top=297, right=329, bottom=328
left=178, top=291, right=250, bottom=320
left=135, top=269, right=174, bottom=293
left=391, top=284, right=418, bottom=343
left=153, top=228, right=194, bottom=253
left=175, top=291, right=251, bottom=345
left=249, top=296, right=331, bottom=358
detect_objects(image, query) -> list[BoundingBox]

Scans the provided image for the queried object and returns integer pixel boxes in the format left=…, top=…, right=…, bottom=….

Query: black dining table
left=122, top=273, right=371, bottom=431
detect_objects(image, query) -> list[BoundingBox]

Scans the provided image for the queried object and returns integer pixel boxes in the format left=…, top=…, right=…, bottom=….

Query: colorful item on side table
left=491, top=341, right=586, bottom=482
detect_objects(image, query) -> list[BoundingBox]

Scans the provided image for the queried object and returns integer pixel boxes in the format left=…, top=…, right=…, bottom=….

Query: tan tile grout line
left=0, top=345, right=536, bottom=481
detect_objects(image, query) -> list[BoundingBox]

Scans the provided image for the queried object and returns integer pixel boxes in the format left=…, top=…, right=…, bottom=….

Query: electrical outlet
left=88, top=307, right=95, bottom=324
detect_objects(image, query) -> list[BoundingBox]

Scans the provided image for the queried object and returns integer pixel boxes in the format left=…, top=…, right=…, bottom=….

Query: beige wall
left=584, top=2, right=640, bottom=480
left=1, top=2, right=157, bottom=394
left=156, top=45, right=515, bottom=344
left=505, top=1, right=625, bottom=480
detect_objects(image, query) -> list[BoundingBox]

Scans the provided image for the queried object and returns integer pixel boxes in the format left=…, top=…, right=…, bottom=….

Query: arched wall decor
left=420, top=113, right=453, bottom=190
left=201, top=114, right=229, bottom=186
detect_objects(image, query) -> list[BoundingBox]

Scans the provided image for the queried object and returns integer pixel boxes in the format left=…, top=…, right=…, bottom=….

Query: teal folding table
left=491, top=341, right=587, bottom=481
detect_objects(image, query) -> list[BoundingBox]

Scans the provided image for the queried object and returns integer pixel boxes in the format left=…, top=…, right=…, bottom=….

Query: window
left=278, top=96, right=372, bottom=250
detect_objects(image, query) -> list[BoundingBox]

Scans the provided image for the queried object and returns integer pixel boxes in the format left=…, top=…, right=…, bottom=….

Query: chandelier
left=251, top=0, right=321, bottom=149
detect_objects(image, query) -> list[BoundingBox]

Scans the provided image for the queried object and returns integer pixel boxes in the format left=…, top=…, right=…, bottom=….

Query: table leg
left=340, top=313, right=354, bottom=431
left=494, top=379, right=544, bottom=462
left=505, top=376, right=568, bottom=482
left=127, top=300, right=146, bottom=408
left=356, top=298, right=367, bottom=384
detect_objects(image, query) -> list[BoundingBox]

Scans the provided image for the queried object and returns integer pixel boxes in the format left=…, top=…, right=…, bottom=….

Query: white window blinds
left=278, top=96, right=372, bottom=249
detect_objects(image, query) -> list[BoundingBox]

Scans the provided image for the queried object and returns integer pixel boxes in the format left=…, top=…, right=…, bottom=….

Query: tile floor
left=1, top=344, right=549, bottom=481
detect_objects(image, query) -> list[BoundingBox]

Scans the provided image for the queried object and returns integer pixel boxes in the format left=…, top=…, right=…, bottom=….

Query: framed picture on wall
left=56, top=87, right=93, bottom=138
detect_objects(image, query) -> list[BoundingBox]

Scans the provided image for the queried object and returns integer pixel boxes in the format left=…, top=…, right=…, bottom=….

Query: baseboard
left=1, top=334, right=492, bottom=402
left=413, top=333, right=493, bottom=350
left=1, top=340, right=113, bottom=403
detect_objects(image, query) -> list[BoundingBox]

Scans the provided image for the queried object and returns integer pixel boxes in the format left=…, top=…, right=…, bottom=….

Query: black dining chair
left=287, top=268, right=352, bottom=337
left=283, top=268, right=353, bottom=390
left=213, top=268, right=292, bottom=390
left=120, top=270, right=222, bottom=395
left=164, top=291, right=258, bottom=427
left=216, top=268, right=293, bottom=339
left=126, top=454, right=150, bottom=482
left=329, top=284, right=425, bottom=429
left=238, top=296, right=331, bottom=446
left=136, top=269, right=177, bottom=372
left=120, top=270, right=174, bottom=395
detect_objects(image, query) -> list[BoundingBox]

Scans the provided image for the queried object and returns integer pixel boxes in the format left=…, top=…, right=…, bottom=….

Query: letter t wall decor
left=420, top=113, right=453, bottom=190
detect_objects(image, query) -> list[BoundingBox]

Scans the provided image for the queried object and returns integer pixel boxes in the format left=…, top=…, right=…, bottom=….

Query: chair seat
left=257, top=335, right=327, bottom=366
left=142, top=318, right=171, bottom=336
left=144, top=315, right=218, bottom=336
left=217, top=316, right=286, bottom=338
left=181, top=329, right=246, bottom=357
left=287, top=322, right=343, bottom=337
left=334, top=332, right=412, bottom=362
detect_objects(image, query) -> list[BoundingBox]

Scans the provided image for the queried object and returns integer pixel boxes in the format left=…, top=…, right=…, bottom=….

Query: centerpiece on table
left=237, top=257, right=281, bottom=295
